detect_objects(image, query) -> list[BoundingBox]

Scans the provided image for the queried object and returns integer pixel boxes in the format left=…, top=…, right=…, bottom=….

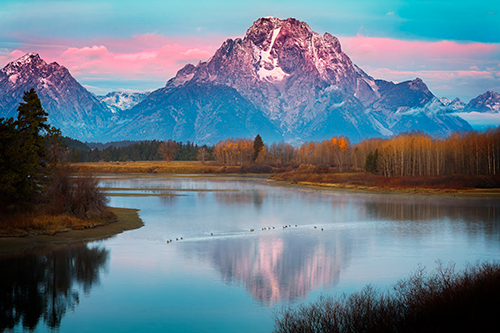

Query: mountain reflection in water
left=181, top=194, right=499, bottom=305
left=183, top=232, right=353, bottom=305
left=0, top=244, right=109, bottom=332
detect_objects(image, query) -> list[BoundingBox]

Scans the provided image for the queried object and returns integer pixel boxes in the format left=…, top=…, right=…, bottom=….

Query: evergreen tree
left=364, top=149, right=379, bottom=174
left=13, top=89, right=51, bottom=205
left=0, top=117, right=23, bottom=206
left=252, top=134, right=264, bottom=163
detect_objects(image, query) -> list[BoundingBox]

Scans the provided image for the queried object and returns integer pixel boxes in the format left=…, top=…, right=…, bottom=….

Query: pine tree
left=364, top=149, right=379, bottom=174
left=1, top=89, right=51, bottom=207
left=252, top=134, right=264, bottom=163
left=0, top=117, right=23, bottom=206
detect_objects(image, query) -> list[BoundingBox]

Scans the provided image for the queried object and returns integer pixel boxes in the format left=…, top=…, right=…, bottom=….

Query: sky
left=0, top=0, right=499, bottom=103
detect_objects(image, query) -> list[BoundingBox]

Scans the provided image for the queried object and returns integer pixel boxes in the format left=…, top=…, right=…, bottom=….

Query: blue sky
left=1, top=0, right=499, bottom=101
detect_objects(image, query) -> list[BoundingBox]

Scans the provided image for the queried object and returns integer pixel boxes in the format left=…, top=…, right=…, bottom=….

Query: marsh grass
left=71, top=161, right=277, bottom=174
left=72, top=161, right=222, bottom=174
left=273, top=261, right=500, bottom=333
left=0, top=210, right=116, bottom=237
left=269, top=168, right=500, bottom=190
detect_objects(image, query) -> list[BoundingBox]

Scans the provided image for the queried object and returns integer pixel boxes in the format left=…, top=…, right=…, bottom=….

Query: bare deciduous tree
left=158, top=139, right=178, bottom=163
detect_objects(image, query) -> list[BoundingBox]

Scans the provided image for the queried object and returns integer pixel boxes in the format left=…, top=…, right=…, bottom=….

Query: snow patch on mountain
left=256, top=26, right=290, bottom=82
left=97, top=91, right=149, bottom=113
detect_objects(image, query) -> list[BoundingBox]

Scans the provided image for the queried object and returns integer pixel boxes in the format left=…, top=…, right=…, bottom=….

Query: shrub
left=69, top=174, right=110, bottom=220
left=274, top=261, right=500, bottom=333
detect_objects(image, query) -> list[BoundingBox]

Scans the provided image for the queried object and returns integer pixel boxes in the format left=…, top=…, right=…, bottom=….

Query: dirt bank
left=0, top=207, right=143, bottom=255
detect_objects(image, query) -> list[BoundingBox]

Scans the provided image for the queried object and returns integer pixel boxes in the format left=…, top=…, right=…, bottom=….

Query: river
left=1, top=175, right=499, bottom=332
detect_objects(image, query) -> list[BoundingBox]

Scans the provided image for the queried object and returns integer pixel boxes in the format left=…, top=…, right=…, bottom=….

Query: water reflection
left=215, top=189, right=265, bottom=209
left=366, top=197, right=500, bottom=240
left=0, top=244, right=109, bottom=332
left=184, top=232, right=353, bottom=305
left=366, top=197, right=500, bottom=222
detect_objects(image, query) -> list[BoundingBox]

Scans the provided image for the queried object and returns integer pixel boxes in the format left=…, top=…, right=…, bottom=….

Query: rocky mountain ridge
left=464, top=91, right=500, bottom=113
left=115, top=17, right=471, bottom=143
left=1, top=17, right=498, bottom=144
left=0, top=53, right=112, bottom=140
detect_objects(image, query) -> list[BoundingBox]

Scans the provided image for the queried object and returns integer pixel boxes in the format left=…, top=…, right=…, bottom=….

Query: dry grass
left=269, top=168, right=500, bottom=195
left=0, top=207, right=143, bottom=254
left=72, top=161, right=223, bottom=174
left=71, top=161, right=277, bottom=174
left=0, top=210, right=116, bottom=237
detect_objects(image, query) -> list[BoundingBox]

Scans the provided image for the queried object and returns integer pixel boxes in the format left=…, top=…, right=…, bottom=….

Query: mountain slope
left=114, top=83, right=282, bottom=143
left=464, top=91, right=500, bottom=113
left=0, top=53, right=112, bottom=140
left=1, top=18, right=478, bottom=143
left=367, top=78, right=471, bottom=136
left=116, top=17, right=471, bottom=144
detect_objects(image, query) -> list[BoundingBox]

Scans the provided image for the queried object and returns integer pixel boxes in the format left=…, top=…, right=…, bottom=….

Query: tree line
left=71, top=139, right=215, bottom=163
left=212, top=130, right=500, bottom=177
left=213, top=135, right=350, bottom=170
left=355, top=130, right=500, bottom=177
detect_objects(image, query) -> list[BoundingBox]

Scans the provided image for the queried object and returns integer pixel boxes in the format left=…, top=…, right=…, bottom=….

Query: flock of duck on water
left=165, top=224, right=324, bottom=244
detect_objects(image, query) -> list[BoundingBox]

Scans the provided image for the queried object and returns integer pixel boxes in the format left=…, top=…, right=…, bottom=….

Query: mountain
left=110, top=17, right=471, bottom=144
left=96, top=91, right=149, bottom=113
left=0, top=19, right=477, bottom=144
left=464, top=91, right=500, bottom=113
left=439, top=97, right=466, bottom=112
left=0, top=53, right=112, bottom=140
left=366, top=78, right=471, bottom=136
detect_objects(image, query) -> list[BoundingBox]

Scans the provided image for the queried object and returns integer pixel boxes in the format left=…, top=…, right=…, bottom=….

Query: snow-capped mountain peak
left=439, top=97, right=467, bottom=112
left=2, top=52, right=47, bottom=76
left=119, top=17, right=471, bottom=144
left=244, top=17, right=351, bottom=83
left=0, top=52, right=111, bottom=140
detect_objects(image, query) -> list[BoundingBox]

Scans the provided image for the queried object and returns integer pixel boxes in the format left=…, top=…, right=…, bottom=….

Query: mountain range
left=1, top=17, right=498, bottom=144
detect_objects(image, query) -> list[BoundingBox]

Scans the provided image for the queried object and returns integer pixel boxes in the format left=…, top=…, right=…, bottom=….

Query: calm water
left=1, top=175, right=500, bottom=332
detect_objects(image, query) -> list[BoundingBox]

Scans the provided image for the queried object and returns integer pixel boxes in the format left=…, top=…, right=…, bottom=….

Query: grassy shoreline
left=0, top=207, right=144, bottom=255
left=71, top=161, right=500, bottom=197
left=276, top=180, right=500, bottom=197
left=72, top=161, right=230, bottom=174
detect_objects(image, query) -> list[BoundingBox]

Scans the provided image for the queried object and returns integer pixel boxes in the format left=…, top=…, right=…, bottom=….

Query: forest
left=68, top=127, right=500, bottom=179
left=210, top=130, right=500, bottom=177
left=70, top=139, right=215, bottom=163
left=0, top=89, right=112, bottom=234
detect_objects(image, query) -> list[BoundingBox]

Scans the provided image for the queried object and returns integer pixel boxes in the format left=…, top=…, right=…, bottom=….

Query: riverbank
left=0, top=207, right=143, bottom=254
left=269, top=171, right=500, bottom=198
left=72, top=160, right=271, bottom=174
left=274, top=180, right=500, bottom=197
left=71, top=161, right=500, bottom=197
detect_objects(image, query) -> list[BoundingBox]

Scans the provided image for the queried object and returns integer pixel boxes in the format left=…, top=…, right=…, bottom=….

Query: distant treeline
left=66, top=138, right=215, bottom=162
left=67, top=126, right=500, bottom=177
left=212, top=128, right=500, bottom=177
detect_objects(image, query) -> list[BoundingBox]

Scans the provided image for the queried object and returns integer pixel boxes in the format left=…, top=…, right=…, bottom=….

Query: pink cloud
left=56, top=39, right=218, bottom=80
left=1, top=33, right=224, bottom=83
left=340, top=36, right=498, bottom=69
left=50, top=34, right=219, bottom=81
left=338, top=36, right=500, bottom=100
left=368, top=68, right=496, bottom=81
left=2, top=33, right=498, bottom=99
